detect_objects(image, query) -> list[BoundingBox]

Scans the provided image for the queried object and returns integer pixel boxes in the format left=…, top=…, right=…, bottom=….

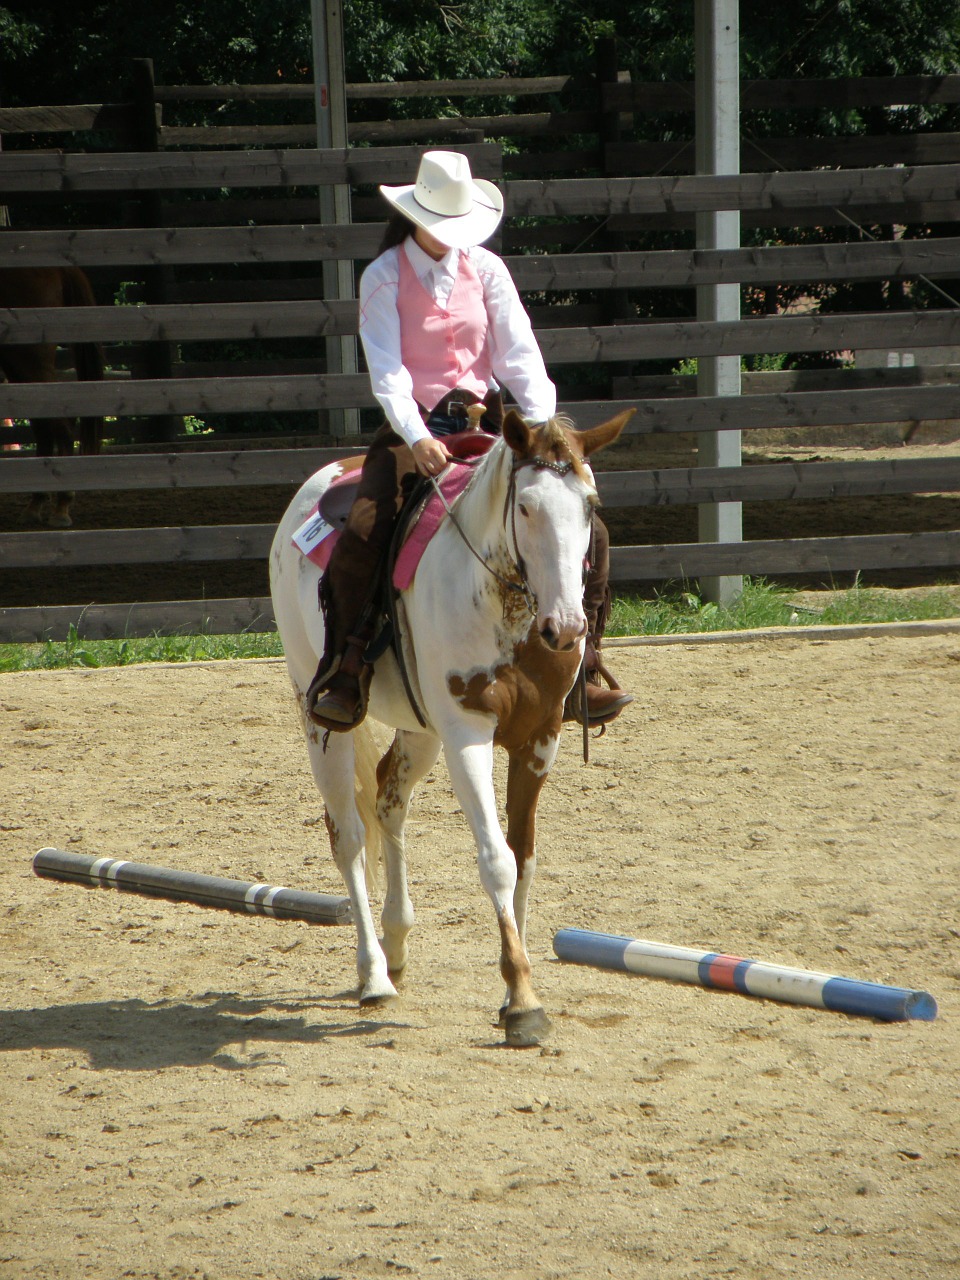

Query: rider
left=306, top=150, right=633, bottom=733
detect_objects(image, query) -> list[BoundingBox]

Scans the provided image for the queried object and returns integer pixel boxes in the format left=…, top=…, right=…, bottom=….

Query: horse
left=0, top=266, right=105, bottom=527
left=270, top=407, right=632, bottom=1046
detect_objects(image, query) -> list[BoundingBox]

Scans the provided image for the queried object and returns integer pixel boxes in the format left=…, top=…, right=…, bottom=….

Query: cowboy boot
left=565, top=515, right=634, bottom=727
left=306, top=620, right=377, bottom=731
left=580, top=632, right=634, bottom=725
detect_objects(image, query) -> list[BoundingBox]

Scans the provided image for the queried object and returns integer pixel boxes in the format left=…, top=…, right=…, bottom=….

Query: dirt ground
left=1, top=637, right=959, bottom=1280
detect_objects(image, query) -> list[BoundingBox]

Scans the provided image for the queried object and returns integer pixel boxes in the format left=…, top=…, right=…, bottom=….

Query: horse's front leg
left=375, top=728, right=442, bottom=978
left=443, top=733, right=551, bottom=1047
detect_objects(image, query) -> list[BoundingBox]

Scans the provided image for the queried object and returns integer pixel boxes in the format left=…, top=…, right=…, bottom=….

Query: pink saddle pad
left=392, top=461, right=477, bottom=591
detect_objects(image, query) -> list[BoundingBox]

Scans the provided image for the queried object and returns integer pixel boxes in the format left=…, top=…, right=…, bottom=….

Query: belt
left=420, top=389, right=483, bottom=422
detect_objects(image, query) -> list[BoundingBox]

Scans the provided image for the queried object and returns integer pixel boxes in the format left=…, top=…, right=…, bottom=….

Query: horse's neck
left=455, top=438, right=512, bottom=556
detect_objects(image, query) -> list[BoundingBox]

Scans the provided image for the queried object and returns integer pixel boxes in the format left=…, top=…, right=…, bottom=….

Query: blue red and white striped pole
left=553, top=928, right=937, bottom=1022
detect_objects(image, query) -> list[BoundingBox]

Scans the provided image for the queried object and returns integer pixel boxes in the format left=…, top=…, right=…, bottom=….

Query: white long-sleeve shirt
left=358, top=237, right=557, bottom=447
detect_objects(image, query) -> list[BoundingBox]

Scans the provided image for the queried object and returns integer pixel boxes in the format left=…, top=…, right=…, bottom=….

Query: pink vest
left=398, top=246, right=492, bottom=412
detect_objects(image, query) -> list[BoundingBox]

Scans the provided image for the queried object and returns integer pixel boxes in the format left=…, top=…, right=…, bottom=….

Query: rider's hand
left=412, top=436, right=451, bottom=478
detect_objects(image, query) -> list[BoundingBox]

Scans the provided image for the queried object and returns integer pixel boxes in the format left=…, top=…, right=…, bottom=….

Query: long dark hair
left=378, top=210, right=418, bottom=255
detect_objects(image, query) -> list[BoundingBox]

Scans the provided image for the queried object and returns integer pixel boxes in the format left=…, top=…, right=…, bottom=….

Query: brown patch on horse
left=375, top=738, right=404, bottom=815
left=447, top=626, right=578, bottom=754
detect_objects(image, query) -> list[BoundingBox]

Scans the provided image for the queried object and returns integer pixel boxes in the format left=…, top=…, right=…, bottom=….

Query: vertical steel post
left=312, top=0, right=359, bottom=435
left=695, top=0, right=742, bottom=604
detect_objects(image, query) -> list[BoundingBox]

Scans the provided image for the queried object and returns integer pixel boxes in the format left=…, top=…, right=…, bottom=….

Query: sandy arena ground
left=1, top=637, right=959, bottom=1280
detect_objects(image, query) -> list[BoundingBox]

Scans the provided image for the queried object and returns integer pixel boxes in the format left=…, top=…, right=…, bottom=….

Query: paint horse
left=0, top=266, right=105, bottom=526
left=270, top=408, right=631, bottom=1046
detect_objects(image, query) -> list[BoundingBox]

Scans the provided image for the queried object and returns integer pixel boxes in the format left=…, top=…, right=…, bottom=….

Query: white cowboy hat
left=379, top=150, right=504, bottom=249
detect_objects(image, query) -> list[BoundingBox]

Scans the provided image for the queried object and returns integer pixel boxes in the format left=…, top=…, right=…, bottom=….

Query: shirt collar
left=404, top=235, right=459, bottom=283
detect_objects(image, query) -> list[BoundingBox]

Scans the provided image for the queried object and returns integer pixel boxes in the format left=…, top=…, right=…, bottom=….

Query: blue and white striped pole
left=553, top=928, right=937, bottom=1022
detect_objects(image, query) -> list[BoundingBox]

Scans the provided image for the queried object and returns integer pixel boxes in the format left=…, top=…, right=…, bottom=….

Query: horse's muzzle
left=538, top=615, right=587, bottom=652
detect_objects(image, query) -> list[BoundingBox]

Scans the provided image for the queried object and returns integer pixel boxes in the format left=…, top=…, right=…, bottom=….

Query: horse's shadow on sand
left=0, top=990, right=411, bottom=1071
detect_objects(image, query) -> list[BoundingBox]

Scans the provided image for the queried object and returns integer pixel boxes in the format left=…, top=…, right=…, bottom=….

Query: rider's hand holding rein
left=412, top=436, right=451, bottom=477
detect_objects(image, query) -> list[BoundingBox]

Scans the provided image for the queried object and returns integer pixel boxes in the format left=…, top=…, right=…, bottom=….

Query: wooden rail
left=2, top=71, right=960, bottom=641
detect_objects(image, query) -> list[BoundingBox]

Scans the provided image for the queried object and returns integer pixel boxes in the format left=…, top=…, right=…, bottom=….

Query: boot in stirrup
left=565, top=635, right=633, bottom=727
left=306, top=631, right=374, bottom=732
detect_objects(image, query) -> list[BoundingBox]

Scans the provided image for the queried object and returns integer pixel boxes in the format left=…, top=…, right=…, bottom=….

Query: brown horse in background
left=0, top=266, right=105, bottom=527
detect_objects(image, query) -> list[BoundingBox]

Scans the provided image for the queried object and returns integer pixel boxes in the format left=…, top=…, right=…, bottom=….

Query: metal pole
left=695, top=0, right=742, bottom=605
left=312, top=0, right=359, bottom=436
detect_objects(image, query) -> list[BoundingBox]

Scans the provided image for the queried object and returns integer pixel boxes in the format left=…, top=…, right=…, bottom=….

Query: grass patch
left=606, top=578, right=960, bottom=638
left=1, top=580, right=958, bottom=673
left=0, top=625, right=283, bottom=674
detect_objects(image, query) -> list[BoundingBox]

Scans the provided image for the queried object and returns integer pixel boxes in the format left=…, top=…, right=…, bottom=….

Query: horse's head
left=502, top=408, right=634, bottom=652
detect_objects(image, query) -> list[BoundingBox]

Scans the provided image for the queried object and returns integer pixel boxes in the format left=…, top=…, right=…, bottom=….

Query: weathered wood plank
left=160, top=111, right=598, bottom=146
left=605, top=133, right=960, bottom=176
left=2, top=363, right=959, bottom=423
left=0, top=299, right=359, bottom=344
left=7, top=225, right=958, bottom=287
left=596, top=456, right=960, bottom=507
left=537, top=309, right=960, bottom=362
left=0, top=373, right=376, bottom=417
left=508, top=237, right=960, bottom=290
left=152, top=73, right=960, bottom=110
left=5, top=521, right=959, bottom=576
left=0, top=524, right=275, bottom=569
left=609, top=530, right=960, bottom=579
left=0, top=223, right=383, bottom=269
left=154, top=76, right=576, bottom=102
left=1, top=153, right=954, bottom=215
left=2, top=451, right=956, bottom=506
left=0, top=103, right=140, bottom=135
left=504, top=165, right=960, bottom=217
left=604, top=74, right=960, bottom=112
left=0, top=597, right=275, bottom=644
left=2, top=302, right=958, bottom=358
left=0, top=145, right=502, bottom=193
left=0, top=447, right=360, bottom=494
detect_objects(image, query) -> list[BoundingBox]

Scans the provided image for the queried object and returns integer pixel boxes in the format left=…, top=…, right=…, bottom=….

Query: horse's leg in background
left=442, top=731, right=551, bottom=1047
left=41, top=408, right=79, bottom=529
left=0, top=341, right=75, bottom=526
left=375, top=728, right=442, bottom=977
left=303, top=724, right=398, bottom=1006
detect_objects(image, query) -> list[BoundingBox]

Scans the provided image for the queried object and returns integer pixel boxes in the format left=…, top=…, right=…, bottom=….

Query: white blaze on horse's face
left=512, top=462, right=594, bottom=652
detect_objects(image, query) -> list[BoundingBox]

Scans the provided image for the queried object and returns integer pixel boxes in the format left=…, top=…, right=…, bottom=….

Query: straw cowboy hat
left=379, top=150, right=504, bottom=249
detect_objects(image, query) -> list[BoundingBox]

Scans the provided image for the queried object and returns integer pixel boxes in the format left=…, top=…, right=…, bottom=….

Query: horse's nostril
left=540, top=621, right=559, bottom=649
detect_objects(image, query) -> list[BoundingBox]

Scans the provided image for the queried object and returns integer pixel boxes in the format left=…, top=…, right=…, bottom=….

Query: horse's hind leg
left=375, top=729, right=441, bottom=977
left=304, top=725, right=396, bottom=1006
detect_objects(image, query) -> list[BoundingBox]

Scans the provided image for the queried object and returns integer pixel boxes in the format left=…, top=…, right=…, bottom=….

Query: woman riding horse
left=307, top=150, right=632, bottom=732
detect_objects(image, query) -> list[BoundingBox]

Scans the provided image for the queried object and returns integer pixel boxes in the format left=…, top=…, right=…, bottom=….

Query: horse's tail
left=352, top=722, right=384, bottom=892
left=61, top=267, right=105, bottom=455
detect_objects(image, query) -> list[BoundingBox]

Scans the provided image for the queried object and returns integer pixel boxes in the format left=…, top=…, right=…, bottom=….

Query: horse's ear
left=502, top=409, right=533, bottom=457
left=577, top=409, right=636, bottom=458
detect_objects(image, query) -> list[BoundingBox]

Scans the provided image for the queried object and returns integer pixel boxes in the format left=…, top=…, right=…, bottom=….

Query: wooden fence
left=1, top=63, right=959, bottom=642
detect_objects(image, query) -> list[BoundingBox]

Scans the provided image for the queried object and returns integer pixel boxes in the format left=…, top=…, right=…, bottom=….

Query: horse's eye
left=518, top=503, right=529, bottom=518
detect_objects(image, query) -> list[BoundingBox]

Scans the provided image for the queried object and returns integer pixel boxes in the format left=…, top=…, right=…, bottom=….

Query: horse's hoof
left=504, top=1007, right=551, bottom=1048
left=359, top=978, right=398, bottom=1008
left=47, top=512, right=73, bottom=529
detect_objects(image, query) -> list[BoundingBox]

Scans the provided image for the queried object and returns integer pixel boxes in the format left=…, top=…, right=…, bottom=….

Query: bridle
left=430, top=452, right=585, bottom=615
